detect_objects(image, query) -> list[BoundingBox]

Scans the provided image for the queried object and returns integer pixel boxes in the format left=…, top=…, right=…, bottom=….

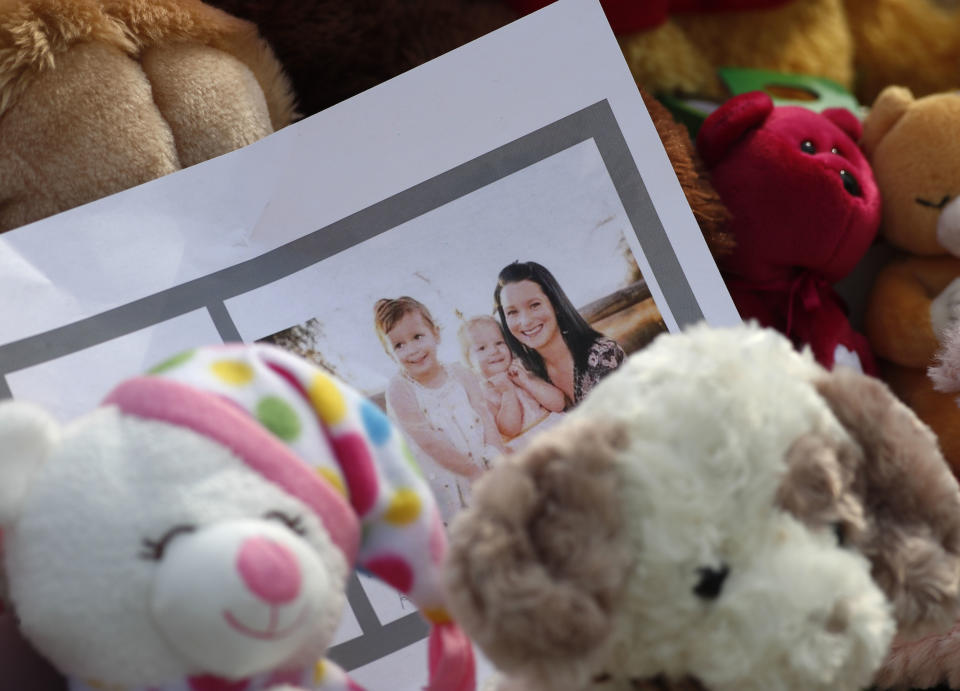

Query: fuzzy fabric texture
left=931, top=322, right=960, bottom=395
left=876, top=622, right=960, bottom=690
left=861, top=87, right=960, bottom=476
left=445, top=323, right=960, bottom=691
left=508, top=0, right=848, bottom=100
left=0, top=344, right=474, bottom=690
left=846, top=0, right=960, bottom=106
left=696, top=91, right=880, bottom=373
left=0, top=0, right=297, bottom=233
left=663, top=0, right=851, bottom=98
left=0, top=403, right=351, bottom=687
left=621, top=0, right=850, bottom=100
left=204, top=0, right=516, bottom=118
left=508, top=0, right=959, bottom=106
left=641, top=89, right=733, bottom=259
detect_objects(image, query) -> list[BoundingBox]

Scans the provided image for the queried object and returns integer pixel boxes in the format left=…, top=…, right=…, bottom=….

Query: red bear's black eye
left=800, top=140, right=816, bottom=154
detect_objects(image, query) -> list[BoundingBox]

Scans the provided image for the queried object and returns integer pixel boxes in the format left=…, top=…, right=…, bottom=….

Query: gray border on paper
left=0, top=98, right=703, bottom=668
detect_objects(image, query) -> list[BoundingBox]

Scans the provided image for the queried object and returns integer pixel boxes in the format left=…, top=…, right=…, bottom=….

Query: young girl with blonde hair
left=374, top=296, right=505, bottom=523
left=458, top=315, right=565, bottom=449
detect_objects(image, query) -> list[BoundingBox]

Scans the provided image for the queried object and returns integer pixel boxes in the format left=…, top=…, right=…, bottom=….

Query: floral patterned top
left=573, top=337, right=626, bottom=404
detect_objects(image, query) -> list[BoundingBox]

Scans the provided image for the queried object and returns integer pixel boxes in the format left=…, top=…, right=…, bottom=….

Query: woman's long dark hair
left=494, top=261, right=603, bottom=383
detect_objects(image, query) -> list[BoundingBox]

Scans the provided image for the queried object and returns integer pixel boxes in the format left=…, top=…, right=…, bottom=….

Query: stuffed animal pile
left=444, top=323, right=960, bottom=691
left=5, top=0, right=960, bottom=689
left=0, top=344, right=474, bottom=691
left=860, top=87, right=960, bottom=477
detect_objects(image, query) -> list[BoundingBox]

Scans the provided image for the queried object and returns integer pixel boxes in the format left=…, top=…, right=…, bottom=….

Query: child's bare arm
left=386, top=378, right=482, bottom=478
left=488, top=373, right=523, bottom=438
left=482, top=384, right=501, bottom=421
left=510, top=364, right=566, bottom=412
left=458, top=368, right=509, bottom=452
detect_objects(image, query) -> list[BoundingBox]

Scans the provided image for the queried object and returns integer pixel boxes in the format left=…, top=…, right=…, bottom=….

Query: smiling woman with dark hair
left=494, top=261, right=625, bottom=408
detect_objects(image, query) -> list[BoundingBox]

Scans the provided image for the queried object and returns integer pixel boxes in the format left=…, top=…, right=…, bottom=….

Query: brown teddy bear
left=640, top=89, right=733, bottom=259
left=444, top=323, right=960, bottom=691
left=862, top=86, right=960, bottom=476
left=0, top=0, right=296, bottom=233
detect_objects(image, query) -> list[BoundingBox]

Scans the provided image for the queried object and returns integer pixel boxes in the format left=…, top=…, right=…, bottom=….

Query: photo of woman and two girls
left=374, top=260, right=627, bottom=524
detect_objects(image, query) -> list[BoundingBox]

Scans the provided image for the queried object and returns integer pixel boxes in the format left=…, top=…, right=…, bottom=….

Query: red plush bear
left=696, top=91, right=881, bottom=374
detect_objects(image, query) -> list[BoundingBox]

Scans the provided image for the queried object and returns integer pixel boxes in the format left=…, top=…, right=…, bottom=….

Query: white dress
left=389, top=365, right=500, bottom=524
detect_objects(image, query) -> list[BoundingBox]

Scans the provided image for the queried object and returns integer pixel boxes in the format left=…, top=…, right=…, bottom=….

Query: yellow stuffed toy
left=862, top=86, right=960, bottom=475
left=0, top=0, right=297, bottom=233
left=624, top=0, right=960, bottom=106
left=846, top=0, right=960, bottom=106
left=505, top=0, right=854, bottom=101
left=620, top=0, right=853, bottom=101
left=618, top=0, right=960, bottom=109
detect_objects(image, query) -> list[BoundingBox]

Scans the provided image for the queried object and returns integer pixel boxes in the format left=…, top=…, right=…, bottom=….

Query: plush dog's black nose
left=840, top=169, right=862, bottom=197
left=694, top=564, right=729, bottom=599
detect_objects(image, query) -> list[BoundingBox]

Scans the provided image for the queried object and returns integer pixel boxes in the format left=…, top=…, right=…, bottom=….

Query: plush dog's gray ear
left=444, top=418, right=632, bottom=686
left=0, top=401, right=59, bottom=525
left=815, top=369, right=960, bottom=635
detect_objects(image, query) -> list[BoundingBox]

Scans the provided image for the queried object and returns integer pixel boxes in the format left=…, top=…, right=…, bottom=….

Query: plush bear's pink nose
left=236, top=536, right=301, bottom=605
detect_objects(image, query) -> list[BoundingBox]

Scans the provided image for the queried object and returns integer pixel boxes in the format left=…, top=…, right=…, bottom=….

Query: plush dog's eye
left=693, top=563, right=730, bottom=599
left=265, top=510, right=307, bottom=536
left=139, top=524, right=197, bottom=561
left=832, top=521, right=847, bottom=547
left=800, top=140, right=817, bottom=154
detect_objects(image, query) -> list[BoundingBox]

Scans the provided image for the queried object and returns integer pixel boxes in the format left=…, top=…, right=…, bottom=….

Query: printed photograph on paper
left=258, top=141, right=668, bottom=527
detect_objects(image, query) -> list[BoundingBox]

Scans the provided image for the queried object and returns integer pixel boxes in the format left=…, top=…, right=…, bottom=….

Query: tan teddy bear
left=862, top=86, right=960, bottom=476
left=0, top=0, right=296, bottom=233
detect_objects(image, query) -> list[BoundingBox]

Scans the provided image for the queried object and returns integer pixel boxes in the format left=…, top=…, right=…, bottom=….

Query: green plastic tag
left=718, top=67, right=861, bottom=113
left=656, top=67, right=862, bottom=138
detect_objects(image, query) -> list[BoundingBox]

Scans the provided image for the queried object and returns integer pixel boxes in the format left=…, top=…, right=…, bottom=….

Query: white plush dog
left=446, top=324, right=960, bottom=691
left=0, top=344, right=474, bottom=691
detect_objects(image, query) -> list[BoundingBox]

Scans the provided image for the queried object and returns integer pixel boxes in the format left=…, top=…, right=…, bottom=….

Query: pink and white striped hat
left=102, top=342, right=475, bottom=691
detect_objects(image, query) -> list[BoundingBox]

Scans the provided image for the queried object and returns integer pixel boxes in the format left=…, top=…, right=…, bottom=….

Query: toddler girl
left=374, top=297, right=506, bottom=524
left=458, top=315, right=565, bottom=450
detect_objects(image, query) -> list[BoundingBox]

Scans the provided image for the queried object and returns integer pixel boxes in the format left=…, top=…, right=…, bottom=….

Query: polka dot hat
left=101, top=343, right=475, bottom=691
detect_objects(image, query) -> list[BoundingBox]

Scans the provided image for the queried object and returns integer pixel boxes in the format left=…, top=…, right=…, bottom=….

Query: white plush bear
left=0, top=344, right=475, bottom=691
left=445, top=323, right=960, bottom=691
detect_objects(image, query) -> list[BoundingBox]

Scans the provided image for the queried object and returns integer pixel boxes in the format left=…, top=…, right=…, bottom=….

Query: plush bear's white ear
left=0, top=401, right=60, bottom=524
